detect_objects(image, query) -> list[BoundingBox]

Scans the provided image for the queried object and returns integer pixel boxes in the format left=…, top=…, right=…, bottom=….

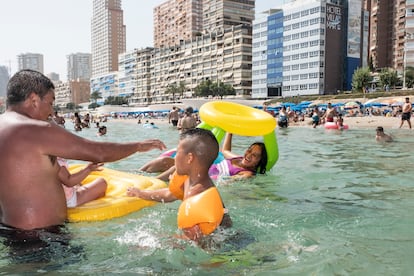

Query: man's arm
left=31, top=122, right=166, bottom=163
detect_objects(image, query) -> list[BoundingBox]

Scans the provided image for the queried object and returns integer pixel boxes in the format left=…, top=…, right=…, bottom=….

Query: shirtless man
left=168, top=106, right=180, bottom=127
left=375, top=126, right=393, bottom=142
left=177, top=106, right=197, bottom=133
left=52, top=110, right=65, bottom=127
left=323, top=102, right=337, bottom=123
left=399, top=97, right=412, bottom=129
left=0, top=70, right=166, bottom=230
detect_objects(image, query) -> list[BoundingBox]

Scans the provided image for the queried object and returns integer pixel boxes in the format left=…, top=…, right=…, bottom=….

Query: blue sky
left=0, top=0, right=280, bottom=80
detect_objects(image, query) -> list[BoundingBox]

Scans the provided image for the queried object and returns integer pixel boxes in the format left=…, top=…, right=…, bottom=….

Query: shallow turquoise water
left=1, top=120, right=414, bottom=274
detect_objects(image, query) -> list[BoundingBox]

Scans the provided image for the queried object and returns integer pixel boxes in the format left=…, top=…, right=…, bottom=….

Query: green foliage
left=351, top=67, right=372, bottom=93
left=165, top=81, right=187, bottom=101
left=90, top=91, right=102, bottom=103
left=104, top=96, right=128, bottom=105
left=88, top=102, right=100, bottom=109
left=194, top=80, right=235, bottom=98
left=405, top=66, right=414, bottom=88
left=66, top=102, right=76, bottom=110
left=378, top=68, right=399, bottom=88
left=194, top=80, right=213, bottom=97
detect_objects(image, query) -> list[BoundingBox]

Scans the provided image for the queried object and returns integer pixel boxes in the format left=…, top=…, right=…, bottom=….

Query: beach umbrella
left=391, top=102, right=404, bottom=107
left=344, top=101, right=360, bottom=109
left=378, top=97, right=406, bottom=105
left=363, top=102, right=388, bottom=108
left=308, top=100, right=325, bottom=107
left=281, top=102, right=296, bottom=107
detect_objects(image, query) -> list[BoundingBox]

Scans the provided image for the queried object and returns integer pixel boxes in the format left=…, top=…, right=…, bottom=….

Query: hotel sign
left=326, top=5, right=342, bottom=31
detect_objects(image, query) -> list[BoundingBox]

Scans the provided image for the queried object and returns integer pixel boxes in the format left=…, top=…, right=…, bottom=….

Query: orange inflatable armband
left=168, top=172, right=188, bottom=200
left=177, top=187, right=224, bottom=235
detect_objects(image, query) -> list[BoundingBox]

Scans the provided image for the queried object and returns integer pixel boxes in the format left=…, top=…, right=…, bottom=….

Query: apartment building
left=0, top=65, right=8, bottom=97
left=124, top=48, right=153, bottom=105
left=148, top=25, right=252, bottom=104
left=100, top=25, right=253, bottom=106
left=282, top=0, right=331, bottom=96
left=368, top=0, right=406, bottom=71
left=153, top=0, right=203, bottom=48
left=252, top=0, right=366, bottom=98
left=54, top=80, right=91, bottom=109
left=17, top=53, right=44, bottom=73
left=203, top=0, right=255, bottom=32
left=252, top=9, right=284, bottom=98
left=67, top=53, right=92, bottom=81
left=90, top=72, right=119, bottom=105
left=91, top=0, right=126, bottom=77
left=405, top=0, right=414, bottom=71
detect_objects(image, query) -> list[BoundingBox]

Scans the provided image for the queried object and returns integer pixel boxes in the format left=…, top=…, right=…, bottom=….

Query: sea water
left=1, top=120, right=413, bottom=275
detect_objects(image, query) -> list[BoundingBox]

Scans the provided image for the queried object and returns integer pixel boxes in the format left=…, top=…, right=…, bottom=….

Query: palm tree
left=90, top=91, right=102, bottom=105
left=165, top=83, right=179, bottom=102
left=178, top=81, right=186, bottom=99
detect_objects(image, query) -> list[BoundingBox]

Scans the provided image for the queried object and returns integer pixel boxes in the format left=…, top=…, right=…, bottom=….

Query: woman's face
left=241, top=144, right=262, bottom=169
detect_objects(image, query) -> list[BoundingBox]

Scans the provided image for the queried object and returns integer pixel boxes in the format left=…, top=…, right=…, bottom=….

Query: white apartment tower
left=67, top=53, right=92, bottom=81
left=282, top=0, right=327, bottom=96
left=17, top=53, right=44, bottom=73
left=91, top=0, right=126, bottom=77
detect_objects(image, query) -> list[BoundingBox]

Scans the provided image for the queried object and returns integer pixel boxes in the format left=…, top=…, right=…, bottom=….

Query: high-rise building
left=405, top=0, right=414, bottom=73
left=252, top=0, right=365, bottom=98
left=17, top=53, right=44, bottom=73
left=252, top=9, right=284, bottom=99
left=368, top=0, right=405, bottom=71
left=91, top=0, right=126, bottom=77
left=47, top=72, right=60, bottom=82
left=202, top=0, right=255, bottom=33
left=153, top=0, right=203, bottom=48
left=0, top=65, right=9, bottom=97
left=54, top=80, right=91, bottom=108
left=67, top=53, right=92, bottom=81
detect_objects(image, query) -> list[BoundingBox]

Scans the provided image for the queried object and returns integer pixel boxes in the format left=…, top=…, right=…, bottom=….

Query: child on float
left=311, top=107, right=321, bottom=128
left=57, top=158, right=108, bottom=208
left=126, top=128, right=232, bottom=244
left=139, top=132, right=268, bottom=182
left=336, top=113, right=344, bottom=130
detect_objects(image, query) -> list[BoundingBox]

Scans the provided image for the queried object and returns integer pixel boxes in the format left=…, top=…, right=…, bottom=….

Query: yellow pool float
left=67, top=164, right=167, bottom=222
left=198, top=101, right=279, bottom=171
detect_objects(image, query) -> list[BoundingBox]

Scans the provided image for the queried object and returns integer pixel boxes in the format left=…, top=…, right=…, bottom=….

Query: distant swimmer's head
left=185, top=106, right=194, bottom=114
left=376, top=126, right=384, bottom=133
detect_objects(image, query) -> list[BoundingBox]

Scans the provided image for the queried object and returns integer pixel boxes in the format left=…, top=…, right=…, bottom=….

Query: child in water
left=127, top=128, right=231, bottom=244
left=57, top=158, right=108, bottom=207
left=336, top=113, right=344, bottom=130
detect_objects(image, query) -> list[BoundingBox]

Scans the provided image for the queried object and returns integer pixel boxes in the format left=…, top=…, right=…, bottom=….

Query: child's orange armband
left=177, top=187, right=224, bottom=235
left=168, top=172, right=188, bottom=200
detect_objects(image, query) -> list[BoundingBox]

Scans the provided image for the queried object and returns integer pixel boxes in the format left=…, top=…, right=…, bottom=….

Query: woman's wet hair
left=250, top=142, right=268, bottom=174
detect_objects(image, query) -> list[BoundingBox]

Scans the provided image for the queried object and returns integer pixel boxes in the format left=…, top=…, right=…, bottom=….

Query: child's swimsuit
left=208, top=157, right=250, bottom=178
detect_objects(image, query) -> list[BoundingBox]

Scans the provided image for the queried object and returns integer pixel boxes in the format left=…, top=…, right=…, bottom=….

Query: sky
left=0, top=0, right=279, bottom=81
